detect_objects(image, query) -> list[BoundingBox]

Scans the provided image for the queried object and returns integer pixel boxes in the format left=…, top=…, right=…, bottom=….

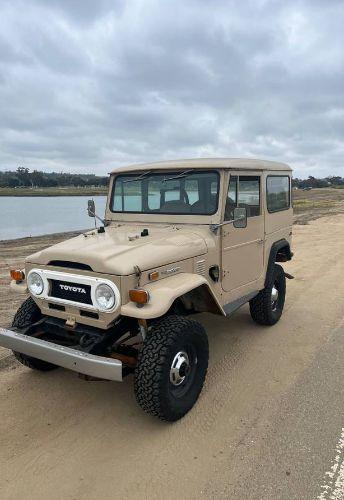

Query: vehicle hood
left=26, top=225, right=208, bottom=275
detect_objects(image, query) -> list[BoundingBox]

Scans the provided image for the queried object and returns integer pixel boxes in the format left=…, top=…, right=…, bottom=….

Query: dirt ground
left=0, top=204, right=344, bottom=499
left=293, top=187, right=344, bottom=224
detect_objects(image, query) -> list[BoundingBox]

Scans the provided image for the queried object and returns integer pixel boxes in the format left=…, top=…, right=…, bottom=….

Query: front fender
left=10, top=280, right=28, bottom=294
left=121, top=273, right=225, bottom=319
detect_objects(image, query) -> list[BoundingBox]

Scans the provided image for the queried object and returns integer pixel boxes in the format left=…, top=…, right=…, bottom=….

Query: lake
left=0, top=196, right=107, bottom=241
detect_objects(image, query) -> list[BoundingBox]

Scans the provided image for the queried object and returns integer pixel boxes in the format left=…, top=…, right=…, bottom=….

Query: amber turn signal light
left=129, top=289, right=150, bottom=304
left=148, top=271, right=159, bottom=281
left=10, top=270, right=25, bottom=282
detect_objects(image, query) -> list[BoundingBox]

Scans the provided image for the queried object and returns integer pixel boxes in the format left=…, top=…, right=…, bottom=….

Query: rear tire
left=12, top=297, right=57, bottom=371
left=134, top=315, right=208, bottom=422
left=249, top=264, right=286, bottom=326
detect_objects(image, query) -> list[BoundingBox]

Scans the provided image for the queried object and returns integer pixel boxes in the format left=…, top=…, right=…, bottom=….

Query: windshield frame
left=109, top=169, right=220, bottom=216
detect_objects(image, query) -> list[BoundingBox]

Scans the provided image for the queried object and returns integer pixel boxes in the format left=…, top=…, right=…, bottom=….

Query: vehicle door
left=221, top=172, right=264, bottom=292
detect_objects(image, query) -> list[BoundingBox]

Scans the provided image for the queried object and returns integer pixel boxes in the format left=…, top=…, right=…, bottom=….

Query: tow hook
left=65, top=316, right=76, bottom=330
left=284, top=272, right=294, bottom=280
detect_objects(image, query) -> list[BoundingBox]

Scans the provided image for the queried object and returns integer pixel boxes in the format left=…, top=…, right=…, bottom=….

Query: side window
left=266, top=176, right=290, bottom=212
left=225, top=175, right=260, bottom=220
left=238, top=176, right=260, bottom=217
left=225, top=175, right=237, bottom=220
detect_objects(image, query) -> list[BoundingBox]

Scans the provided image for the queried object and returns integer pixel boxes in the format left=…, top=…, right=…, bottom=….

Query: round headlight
left=28, top=272, right=44, bottom=295
left=95, top=283, right=115, bottom=311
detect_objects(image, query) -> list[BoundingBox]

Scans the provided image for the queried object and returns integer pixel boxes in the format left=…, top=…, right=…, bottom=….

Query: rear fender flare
left=265, top=239, right=292, bottom=286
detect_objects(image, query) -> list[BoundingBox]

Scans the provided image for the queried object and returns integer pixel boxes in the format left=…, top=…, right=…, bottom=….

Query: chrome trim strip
left=27, top=268, right=121, bottom=313
left=0, top=327, right=123, bottom=381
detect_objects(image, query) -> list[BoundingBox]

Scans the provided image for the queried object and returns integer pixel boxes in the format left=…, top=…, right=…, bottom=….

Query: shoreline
left=0, top=229, right=84, bottom=245
left=1, top=214, right=343, bottom=245
left=0, top=212, right=341, bottom=245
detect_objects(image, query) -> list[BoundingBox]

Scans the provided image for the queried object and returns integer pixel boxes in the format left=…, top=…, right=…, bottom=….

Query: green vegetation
left=293, top=198, right=337, bottom=213
left=0, top=186, right=107, bottom=197
left=292, top=187, right=344, bottom=221
left=0, top=167, right=108, bottom=190
left=293, top=175, right=344, bottom=189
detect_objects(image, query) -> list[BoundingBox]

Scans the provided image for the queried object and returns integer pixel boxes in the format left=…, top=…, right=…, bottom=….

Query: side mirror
left=233, top=207, right=247, bottom=228
left=87, top=199, right=95, bottom=218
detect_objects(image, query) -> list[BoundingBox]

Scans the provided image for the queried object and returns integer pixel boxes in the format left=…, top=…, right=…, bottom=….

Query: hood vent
left=195, top=259, right=206, bottom=276
left=48, top=260, right=93, bottom=271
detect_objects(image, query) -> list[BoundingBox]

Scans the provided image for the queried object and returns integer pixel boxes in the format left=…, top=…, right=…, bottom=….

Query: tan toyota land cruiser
left=0, top=158, right=293, bottom=421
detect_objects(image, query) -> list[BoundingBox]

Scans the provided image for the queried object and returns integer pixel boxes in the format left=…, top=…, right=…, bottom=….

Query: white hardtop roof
left=110, top=158, right=291, bottom=174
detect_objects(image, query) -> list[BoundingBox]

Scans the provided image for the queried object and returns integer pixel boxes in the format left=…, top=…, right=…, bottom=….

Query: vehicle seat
left=161, top=200, right=192, bottom=213
left=191, top=194, right=217, bottom=214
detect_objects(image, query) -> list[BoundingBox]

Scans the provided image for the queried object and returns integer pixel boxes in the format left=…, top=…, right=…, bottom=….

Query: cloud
left=0, top=0, right=343, bottom=177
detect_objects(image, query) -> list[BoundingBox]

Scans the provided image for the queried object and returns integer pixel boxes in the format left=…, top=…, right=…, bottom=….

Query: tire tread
left=12, top=297, right=57, bottom=371
left=134, top=315, right=208, bottom=421
left=249, top=264, right=286, bottom=326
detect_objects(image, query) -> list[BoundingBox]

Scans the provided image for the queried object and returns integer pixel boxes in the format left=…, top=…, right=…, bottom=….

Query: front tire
left=249, top=264, right=286, bottom=326
left=12, top=297, right=57, bottom=371
left=134, top=316, right=209, bottom=422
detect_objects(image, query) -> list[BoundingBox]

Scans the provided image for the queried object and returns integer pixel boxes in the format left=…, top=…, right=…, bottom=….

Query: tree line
left=0, top=167, right=109, bottom=188
left=292, top=175, right=344, bottom=189
left=0, top=167, right=343, bottom=190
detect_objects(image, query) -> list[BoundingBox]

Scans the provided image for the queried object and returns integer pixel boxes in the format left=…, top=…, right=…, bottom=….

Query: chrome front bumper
left=0, top=327, right=123, bottom=381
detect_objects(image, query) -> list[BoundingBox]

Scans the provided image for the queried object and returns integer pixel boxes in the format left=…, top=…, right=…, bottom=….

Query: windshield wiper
left=162, top=170, right=192, bottom=183
left=122, top=171, right=152, bottom=183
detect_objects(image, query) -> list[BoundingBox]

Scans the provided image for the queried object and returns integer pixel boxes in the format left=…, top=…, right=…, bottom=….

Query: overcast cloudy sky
left=0, top=0, right=343, bottom=177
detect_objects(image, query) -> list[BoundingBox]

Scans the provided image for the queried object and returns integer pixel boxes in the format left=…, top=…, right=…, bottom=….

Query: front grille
left=49, top=279, right=92, bottom=305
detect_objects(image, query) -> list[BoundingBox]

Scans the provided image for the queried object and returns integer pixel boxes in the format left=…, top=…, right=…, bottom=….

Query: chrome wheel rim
left=271, top=285, right=279, bottom=311
left=170, top=351, right=190, bottom=386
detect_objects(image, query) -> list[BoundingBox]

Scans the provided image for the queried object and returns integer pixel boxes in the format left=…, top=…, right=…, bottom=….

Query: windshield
left=110, top=170, right=219, bottom=215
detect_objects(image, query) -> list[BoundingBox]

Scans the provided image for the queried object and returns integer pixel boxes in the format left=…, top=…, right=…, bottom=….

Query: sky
left=0, top=0, right=343, bottom=178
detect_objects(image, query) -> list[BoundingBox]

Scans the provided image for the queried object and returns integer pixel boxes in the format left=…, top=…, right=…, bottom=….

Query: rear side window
left=267, top=176, right=290, bottom=212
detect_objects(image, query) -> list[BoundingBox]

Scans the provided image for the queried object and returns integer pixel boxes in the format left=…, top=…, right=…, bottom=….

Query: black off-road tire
left=12, top=297, right=57, bottom=371
left=249, top=264, right=286, bottom=326
left=134, top=315, right=209, bottom=422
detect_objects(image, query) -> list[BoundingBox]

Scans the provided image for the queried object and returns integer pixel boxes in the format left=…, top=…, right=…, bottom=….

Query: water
left=0, top=192, right=257, bottom=241
left=0, top=196, right=107, bottom=241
